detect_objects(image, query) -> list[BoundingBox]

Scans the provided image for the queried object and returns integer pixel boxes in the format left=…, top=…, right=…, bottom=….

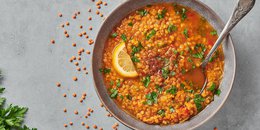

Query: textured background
left=0, top=0, right=259, bottom=129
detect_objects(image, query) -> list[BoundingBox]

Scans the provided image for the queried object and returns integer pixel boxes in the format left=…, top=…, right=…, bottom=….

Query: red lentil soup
left=100, top=3, right=224, bottom=125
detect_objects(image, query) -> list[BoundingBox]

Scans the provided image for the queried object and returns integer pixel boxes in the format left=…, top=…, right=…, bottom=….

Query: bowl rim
left=92, top=0, right=236, bottom=129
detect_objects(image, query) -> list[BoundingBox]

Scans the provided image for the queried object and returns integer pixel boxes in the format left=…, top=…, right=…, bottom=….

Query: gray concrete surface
left=0, top=0, right=259, bottom=130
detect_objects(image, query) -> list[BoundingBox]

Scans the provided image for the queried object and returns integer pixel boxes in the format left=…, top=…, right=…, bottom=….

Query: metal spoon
left=184, top=0, right=255, bottom=94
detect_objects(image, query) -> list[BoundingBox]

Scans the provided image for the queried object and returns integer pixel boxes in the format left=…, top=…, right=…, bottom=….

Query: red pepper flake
left=89, top=26, right=93, bottom=30
left=80, top=25, right=83, bottom=29
left=93, top=125, right=97, bottom=129
left=88, top=17, right=92, bottom=21
left=65, top=34, right=69, bottom=38
left=69, top=122, right=73, bottom=126
left=104, top=2, right=107, bottom=6
left=214, top=127, right=218, bottom=130
left=72, top=93, right=77, bottom=97
left=72, top=15, right=76, bottom=19
left=64, top=30, right=68, bottom=34
left=88, top=8, right=92, bottom=12
left=78, top=33, right=83, bottom=37
left=63, top=108, right=67, bottom=113
left=60, top=24, right=65, bottom=28
left=85, top=125, right=90, bottom=129
left=81, top=122, right=85, bottom=126
left=63, top=93, right=67, bottom=97
left=64, top=124, right=68, bottom=127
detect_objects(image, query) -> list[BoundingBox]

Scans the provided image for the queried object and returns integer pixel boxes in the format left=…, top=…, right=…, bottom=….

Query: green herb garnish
left=146, top=29, right=156, bottom=40
left=111, top=33, right=118, bottom=38
left=137, top=9, right=148, bottom=16
left=128, top=22, right=133, bottom=27
left=166, top=86, right=177, bottom=95
left=169, top=106, right=175, bottom=113
left=131, top=42, right=143, bottom=56
left=183, top=28, right=189, bottom=38
left=110, top=89, right=118, bottom=99
left=121, top=34, right=127, bottom=42
left=157, top=9, right=167, bottom=19
left=143, top=76, right=151, bottom=87
left=215, top=89, right=221, bottom=96
left=155, top=85, right=163, bottom=94
left=157, top=109, right=165, bottom=116
left=194, top=94, right=205, bottom=111
left=210, top=30, right=217, bottom=36
left=131, top=56, right=140, bottom=62
left=207, top=83, right=216, bottom=92
left=145, top=92, right=158, bottom=105
left=162, top=67, right=170, bottom=79
left=126, top=94, right=132, bottom=100
left=167, top=24, right=177, bottom=33
left=116, top=79, right=121, bottom=88
left=99, top=68, right=111, bottom=74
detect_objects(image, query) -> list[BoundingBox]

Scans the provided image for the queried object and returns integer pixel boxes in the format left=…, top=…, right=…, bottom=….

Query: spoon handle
left=202, top=0, right=255, bottom=67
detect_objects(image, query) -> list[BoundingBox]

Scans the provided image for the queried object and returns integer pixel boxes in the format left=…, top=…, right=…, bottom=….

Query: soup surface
left=100, top=3, right=224, bottom=125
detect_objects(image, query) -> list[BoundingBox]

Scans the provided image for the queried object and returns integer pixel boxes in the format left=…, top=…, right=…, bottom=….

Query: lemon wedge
left=112, top=42, right=138, bottom=78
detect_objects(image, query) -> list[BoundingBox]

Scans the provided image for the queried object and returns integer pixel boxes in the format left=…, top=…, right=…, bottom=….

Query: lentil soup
left=100, top=3, right=224, bottom=125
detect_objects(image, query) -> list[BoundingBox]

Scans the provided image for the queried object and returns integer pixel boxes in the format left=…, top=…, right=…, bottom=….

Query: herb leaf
left=194, top=94, right=205, bottom=111
left=166, top=86, right=177, bottom=95
left=99, top=68, right=111, bottom=74
left=143, top=76, right=151, bottom=87
left=128, top=22, right=133, bottom=27
left=145, top=92, right=158, bottom=105
left=111, top=33, right=118, bottom=38
left=146, top=29, right=156, bottom=40
left=167, top=24, right=177, bottom=33
left=207, top=83, right=216, bottom=92
left=210, top=30, right=217, bottom=36
left=137, top=9, right=148, bottom=16
left=183, top=28, right=189, bottom=38
left=126, top=94, right=132, bottom=100
left=157, top=109, right=165, bottom=116
left=155, top=85, right=163, bottom=94
left=169, top=106, right=175, bottom=113
left=121, top=34, right=127, bottom=42
left=131, top=56, right=140, bottom=62
left=110, top=89, right=118, bottom=99
left=215, top=89, right=221, bottom=96
left=157, top=9, right=167, bottom=20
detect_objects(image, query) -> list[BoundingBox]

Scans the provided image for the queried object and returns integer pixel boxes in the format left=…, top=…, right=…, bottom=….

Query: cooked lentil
left=101, top=3, right=224, bottom=125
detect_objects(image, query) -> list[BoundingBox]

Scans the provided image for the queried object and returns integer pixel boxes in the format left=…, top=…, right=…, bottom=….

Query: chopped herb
left=157, top=109, right=165, bottom=116
left=192, top=44, right=206, bottom=59
left=166, top=86, right=177, bottom=95
left=209, top=51, right=219, bottom=62
left=215, top=89, right=221, bottom=96
left=210, top=30, right=217, bottom=36
left=192, top=53, right=204, bottom=59
left=207, top=82, right=216, bottom=92
left=143, top=76, right=151, bottom=87
left=183, top=28, right=189, bottom=38
left=170, top=71, right=176, bottom=76
left=167, top=24, right=177, bottom=33
left=185, top=89, right=194, bottom=93
left=186, top=96, right=191, bottom=101
left=194, top=94, right=205, bottom=111
left=120, top=95, right=124, bottom=100
left=111, top=33, right=118, bottom=38
left=146, top=29, right=156, bottom=40
left=145, top=92, right=158, bottom=105
left=181, top=8, right=187, bottom=20
left=110, top=89, right=118, bottom=99
left=187, top=57, right=193, bottom=63
left=126, top=94, right=132, bottom=100
left=180, top=83, right=185, bottom=88
left=181, top=68, right=186, bottom=74
left=131, top=56, right=140, bottom=62
left=131, top=42, right=143, bottom=56
left=116, top=79, right=121, bottom=87
left=173, top=50, right=178, bottom=54
left=128, top=22, right=133, bottom=27
left=99, top=68, right=111, bottom=74
left=169, top=106, right=175, bottom=113
left=155, top=85, right=163, bottom=94
left=121, top=34, right=127, bottom=42
left=137, top=9, right=148, bottom=16
left=162, top=67, right=170, bottom=79
left=109, top=80, right=114, bottom=86
left=157, top=9, right=167, bottom=19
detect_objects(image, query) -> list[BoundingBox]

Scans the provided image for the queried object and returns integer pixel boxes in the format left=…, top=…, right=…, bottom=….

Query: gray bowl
left=92, top=0, right=236, bottom=129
